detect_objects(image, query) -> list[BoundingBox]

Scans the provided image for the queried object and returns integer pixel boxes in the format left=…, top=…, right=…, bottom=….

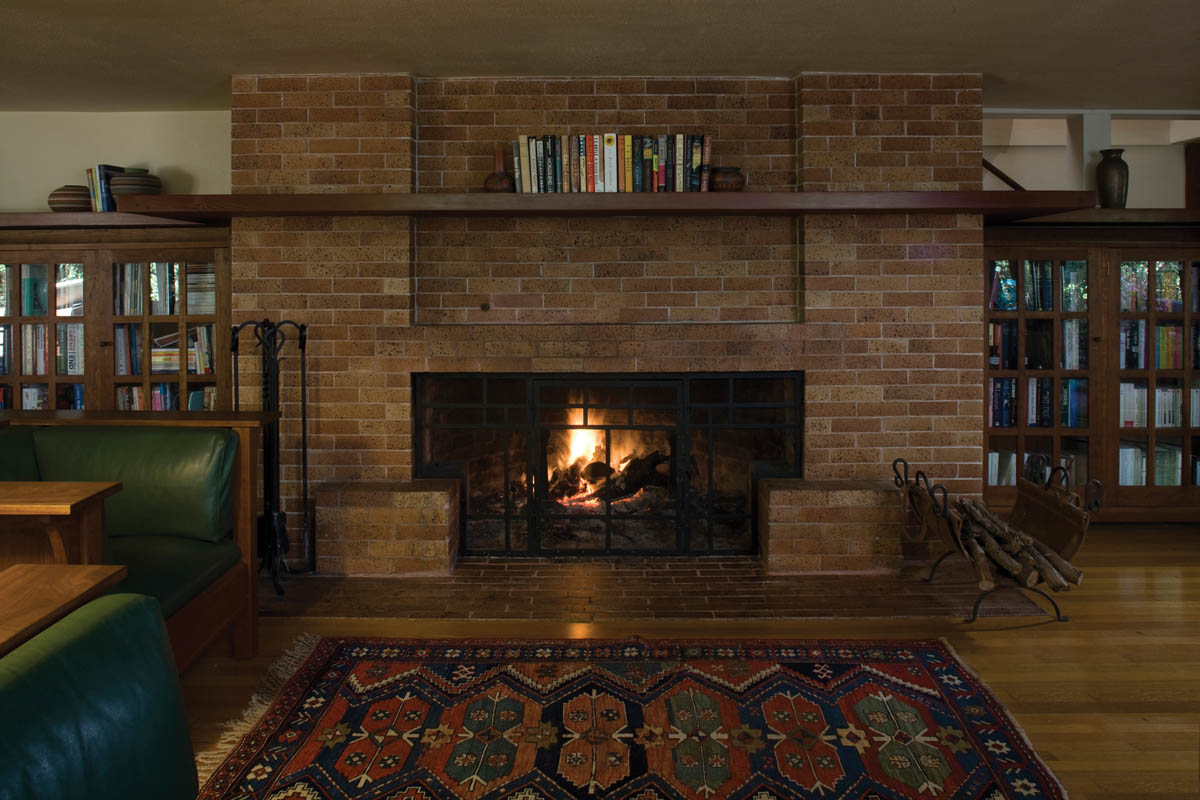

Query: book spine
left=650, top=137, right=659, bottom=193
left=632, top=136, right=643, bottom=192
left=657, top=135, right=667, bottom=191
left=643, top=137, right=654, bottom=192
left=616, top=135, right=625, bottom=192
left=586, top=136, right=595, bottom=192
left=700, top=135, right=712, bottom=191
left=568, top=135, right=578, bottom=192
left=517, top=135, right=530, bottom=193
left=511, top=140, right=523, bottom=193
left=591, top=135, right=602, bottom=192
left=682, top=134, right=692, bottom=190
left=86, top=168, right=99, bottom=211
left=691, top=135, right=703, bottom=191
left=675, top=133, right=684, bottom=192
left=603, top=134, right=618, bottom=193
left=544, top=135, right=554, bottom=193
left=664, top=135, right=674, bottom=192
left=554, top=135, right=563, bottom=192
left=560, top=134, right=569, bottom=192
left=535, top=138, right=545, bottom=192
left=623, top=134, right=633, bottom=192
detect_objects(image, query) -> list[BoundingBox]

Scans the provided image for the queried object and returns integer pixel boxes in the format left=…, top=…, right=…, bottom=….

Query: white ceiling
left=2, top=0, right=1197, bottom=111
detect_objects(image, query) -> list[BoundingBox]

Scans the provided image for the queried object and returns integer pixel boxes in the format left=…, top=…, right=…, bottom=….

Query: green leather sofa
left=0, top=422, right=257, bottom=672
left=0, top=594, right=198, bottom=800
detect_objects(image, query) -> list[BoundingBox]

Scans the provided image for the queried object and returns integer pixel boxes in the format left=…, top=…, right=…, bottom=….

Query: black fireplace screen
left=414, top=372, right=803, bottom=556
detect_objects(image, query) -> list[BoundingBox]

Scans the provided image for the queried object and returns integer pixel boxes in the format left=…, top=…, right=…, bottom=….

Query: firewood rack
left=892, top=458, right=1101, bottom=623
left=232, top=319, right=311, bottom=594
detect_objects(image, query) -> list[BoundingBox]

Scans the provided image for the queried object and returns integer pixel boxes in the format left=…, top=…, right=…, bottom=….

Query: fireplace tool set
left=892, top=457, right=1101, bottom=623
left=232, top=319, right=311, bottom=594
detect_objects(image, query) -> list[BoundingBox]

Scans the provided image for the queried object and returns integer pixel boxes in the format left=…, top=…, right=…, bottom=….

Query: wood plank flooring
left=181, top=524, right=1200, bottom=799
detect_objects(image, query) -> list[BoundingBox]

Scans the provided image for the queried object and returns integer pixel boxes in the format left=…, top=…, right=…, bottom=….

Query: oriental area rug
left=197, top=638, right=1064, bottom=800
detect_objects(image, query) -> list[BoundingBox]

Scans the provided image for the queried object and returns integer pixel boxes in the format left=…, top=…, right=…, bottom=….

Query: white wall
left=983, top=116, right=1196, bottom=207
left=0, top=111, right=231, bottom=212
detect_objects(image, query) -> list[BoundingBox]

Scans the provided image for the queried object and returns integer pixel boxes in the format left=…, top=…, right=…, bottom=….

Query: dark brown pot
left=483, top=146, right=515, bottom=192
left=1095, top=148, right=1129, bottom=209
left=709, top=166, right=746, bottom=192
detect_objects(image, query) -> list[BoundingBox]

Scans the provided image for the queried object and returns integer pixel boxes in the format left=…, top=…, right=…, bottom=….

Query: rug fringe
left=938, top=637, right=1070, bottom=799
left=194, top=632, right=323, bottom=788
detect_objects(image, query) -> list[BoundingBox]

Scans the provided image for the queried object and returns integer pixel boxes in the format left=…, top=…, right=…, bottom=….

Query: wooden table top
left=0, top=563, right=127, bottom=658
left=0, top=482, right=122, bottom=515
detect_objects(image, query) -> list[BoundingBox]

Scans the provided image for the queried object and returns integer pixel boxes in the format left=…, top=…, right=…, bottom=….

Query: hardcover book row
left=510, top=133, right=714, bottom=194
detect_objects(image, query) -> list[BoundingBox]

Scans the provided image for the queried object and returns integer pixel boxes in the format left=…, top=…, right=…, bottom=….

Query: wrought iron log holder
left=892, top=458, right=1100, bottom=623
left=232, top=319, right=311, bottom=594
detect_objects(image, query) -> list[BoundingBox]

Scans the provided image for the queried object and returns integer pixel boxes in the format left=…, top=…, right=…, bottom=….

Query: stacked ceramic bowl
left=47, top=185, right=93, bottom=212
left=108, top=173, right=162, bottom=195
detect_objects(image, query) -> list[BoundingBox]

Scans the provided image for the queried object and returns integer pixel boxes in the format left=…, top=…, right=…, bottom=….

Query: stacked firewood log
left=954, top=499, right=1084, bottom=592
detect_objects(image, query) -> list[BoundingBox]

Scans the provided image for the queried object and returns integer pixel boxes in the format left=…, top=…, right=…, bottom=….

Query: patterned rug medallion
left=199, top=638, right=1064, bottom=800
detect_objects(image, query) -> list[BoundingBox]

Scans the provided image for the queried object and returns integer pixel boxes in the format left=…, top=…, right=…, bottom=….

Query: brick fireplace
left=229, top=72, right=984, bottom=576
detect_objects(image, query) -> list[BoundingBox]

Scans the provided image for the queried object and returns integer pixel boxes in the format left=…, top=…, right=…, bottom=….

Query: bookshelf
left=985, top=222, right=1200, bottom=520
left=0, top=227, right=229, bottom=413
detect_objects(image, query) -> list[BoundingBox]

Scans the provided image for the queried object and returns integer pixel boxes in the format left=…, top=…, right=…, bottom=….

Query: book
left=631, top=136, right=643, bottom=192
left=517, top=135, right=531, bottom=193
left=528, top=138, right=540, bottom=193
left=94, top=164, right=148, bottom=212
left=535, top=138, right=545, bottom=192
left=675, top=133, right=685, bottom=192
left=700, top=135, right=712, bottom=191
left=665, top=134, right=674, bottom=192
left=585, top=136, right=595, bottom=192
left=568, top=135, right=578, bottom=192
left=616, top=135, right=625, bottom=192
left=643, top=137, right=654, bottom=193
left=657, top=135, right=667, bottom=192
left=603, top=134, right=617, bottom=193
left=628, top=134, right=638, bottom=191
left=592, top=135, right=603, bottom=192
left=560, top=134, right=569, bottom=192
left=86, top=167, right=99, bottom=212
left=691, top=136, right=703, bottom=191
left=511, top=140, right=523, bottom=193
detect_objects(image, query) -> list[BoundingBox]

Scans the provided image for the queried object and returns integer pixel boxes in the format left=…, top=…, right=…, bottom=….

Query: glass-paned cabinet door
left=1111, top=252, right=1197, bottom=496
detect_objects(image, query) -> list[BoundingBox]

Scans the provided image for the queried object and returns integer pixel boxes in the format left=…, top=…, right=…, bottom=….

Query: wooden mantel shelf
left=0, top=211, right=207, bottom=230
left=114, top=190, right=1097, bottom=222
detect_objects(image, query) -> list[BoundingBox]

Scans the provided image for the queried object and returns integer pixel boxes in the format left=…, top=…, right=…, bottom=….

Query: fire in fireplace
left=414, top=372, right=803, bottom=556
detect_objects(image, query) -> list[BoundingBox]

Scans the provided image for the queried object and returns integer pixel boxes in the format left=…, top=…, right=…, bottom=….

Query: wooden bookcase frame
left=985, top=224, right=1200, bottom=521
left=0, top=227, right=230, bottom=413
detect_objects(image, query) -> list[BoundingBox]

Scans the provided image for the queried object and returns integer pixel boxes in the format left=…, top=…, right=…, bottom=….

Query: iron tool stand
left=232, top=319, right=312, bottom=594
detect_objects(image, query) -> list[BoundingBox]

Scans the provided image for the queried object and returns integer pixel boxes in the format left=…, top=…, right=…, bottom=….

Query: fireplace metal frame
left=414, top=371, right=804, bottom=556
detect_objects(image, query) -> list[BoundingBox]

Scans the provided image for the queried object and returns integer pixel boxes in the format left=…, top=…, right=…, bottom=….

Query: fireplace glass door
left=414, top=372, right=803, bottom=556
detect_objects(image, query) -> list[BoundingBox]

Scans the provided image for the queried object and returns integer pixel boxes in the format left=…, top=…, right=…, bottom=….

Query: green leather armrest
left=0, top=594, right=198, bottom=800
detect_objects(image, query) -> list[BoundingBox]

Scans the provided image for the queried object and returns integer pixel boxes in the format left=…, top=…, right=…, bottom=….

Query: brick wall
left=758, top=479, right=907, bottom=573
left=415, top=77, right=796, bottom=324
left=229, top=72, right=984, bottom=574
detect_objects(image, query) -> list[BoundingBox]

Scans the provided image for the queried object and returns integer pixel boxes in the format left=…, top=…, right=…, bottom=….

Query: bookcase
left=984, top=223, right=1200, bottom=520
left=0, top=225, right=230, bottom=412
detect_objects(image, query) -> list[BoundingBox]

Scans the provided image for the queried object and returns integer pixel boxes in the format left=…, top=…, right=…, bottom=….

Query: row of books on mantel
left=510, top=133, right=714, bottom=194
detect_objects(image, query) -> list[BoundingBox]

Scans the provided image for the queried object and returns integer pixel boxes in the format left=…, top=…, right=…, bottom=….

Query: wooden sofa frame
left=2, top=410, right=272, bottom=672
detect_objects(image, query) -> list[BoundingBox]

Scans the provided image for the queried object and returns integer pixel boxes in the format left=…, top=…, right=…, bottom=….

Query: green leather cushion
left=33, top=426, right=237, bottom=543
left=0, top=426, right=40, bottom=481
left=107, top=535, right=242, bottom=616
left=0, top=594, right=198, bottom=800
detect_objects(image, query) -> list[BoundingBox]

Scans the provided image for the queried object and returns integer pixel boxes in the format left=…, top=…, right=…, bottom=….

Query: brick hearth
left=229, top=72, right=982, bottom=576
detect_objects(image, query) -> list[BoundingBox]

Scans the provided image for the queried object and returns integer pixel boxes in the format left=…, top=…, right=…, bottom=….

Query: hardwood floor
left=181, top=524, right=1200, bottom=799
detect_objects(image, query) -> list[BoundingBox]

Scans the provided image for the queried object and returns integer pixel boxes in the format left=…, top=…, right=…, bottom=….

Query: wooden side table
left=0, top=482, right=122, bottom=568
left=0, top=563, right=127, bottom=657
